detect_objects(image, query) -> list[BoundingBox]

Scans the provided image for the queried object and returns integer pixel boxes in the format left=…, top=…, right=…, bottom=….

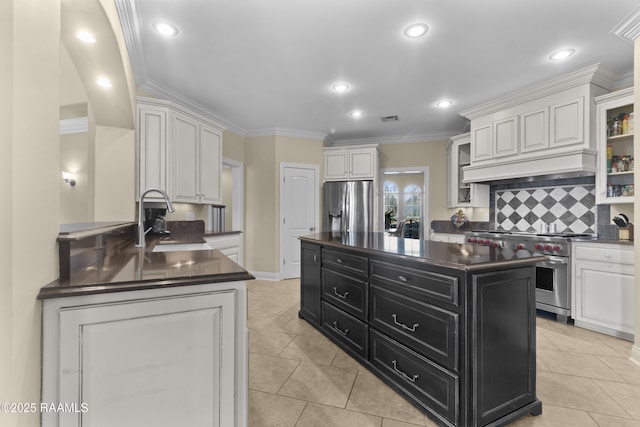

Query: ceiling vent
left=380, top=115, right=399, bottom=122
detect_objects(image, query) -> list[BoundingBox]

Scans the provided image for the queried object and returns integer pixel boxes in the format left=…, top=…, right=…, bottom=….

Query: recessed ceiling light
left=404, top=23, right=429, bottom=38
left=76, top=31, right=96, bottom=43
left=96, top=78, right=112, bottom=88
left=436, top=100, right=453, bottom=108
left=153, top=22, right=179, bottom=37
left=549, top=49, right=575, bottom=61
left=332, top=83, right=350, bottom=93
left=350, top=110, right=364, bottom=118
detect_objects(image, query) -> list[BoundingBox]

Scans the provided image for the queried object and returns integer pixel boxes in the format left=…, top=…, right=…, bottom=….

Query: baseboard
left=249, top=271, right=281, bottom=281
left=631, top=345, right=640, bottom=367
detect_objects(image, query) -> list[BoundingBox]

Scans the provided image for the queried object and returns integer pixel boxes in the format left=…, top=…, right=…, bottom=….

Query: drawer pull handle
left=336, top=258, right=344, bottom=264
left=392, top=314, right=419, bottom=332
left=332, top=321, right=350, bottom=336
left=333, top=287, right=350, bottom=299
left=392, top=360, right=419, bottom=383
left=397, top=275, right=408, bottom=282
left=313, top=254, right=318, bottom=263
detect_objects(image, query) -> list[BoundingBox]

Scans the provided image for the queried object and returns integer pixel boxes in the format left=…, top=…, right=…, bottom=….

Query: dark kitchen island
left=299, top=232, right=543, bottom=427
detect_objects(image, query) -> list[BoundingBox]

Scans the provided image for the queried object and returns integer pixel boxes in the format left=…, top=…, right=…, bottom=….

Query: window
left=383, top=181, right=398, bottom=230
left=403, top=184, right=422, bottom=220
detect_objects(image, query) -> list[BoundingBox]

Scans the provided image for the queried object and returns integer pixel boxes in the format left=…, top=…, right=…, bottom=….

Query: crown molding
left=113, top=0, right=148, bottom=86
left=330, top=131, right=459, bottom=146
left=459, top=63, right=618, bottom=120
left=59, top=117, right=89, bottom=135
left=244, top=127, right=326, bottom=141
left=611, top=5, right=640, bottom=45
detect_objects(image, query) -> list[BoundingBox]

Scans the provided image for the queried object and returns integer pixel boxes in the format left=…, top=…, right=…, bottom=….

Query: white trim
left=330, top=131, right=460, bottom=147
left=380, top=167, right=430, bottom=239
left=249, top=271, right=282, bottom=281
left=279, top=162, right=320, bottom=280
left=245, top=127, right=327, bottom=141
left=59, top=117, right=88, bottom=135
left=610, top=5, right=640, bottom=45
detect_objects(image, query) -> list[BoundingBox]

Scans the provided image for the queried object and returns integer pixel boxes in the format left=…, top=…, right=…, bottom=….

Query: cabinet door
left=300, top=242, right=322, bottom=325
left=574, top=260, right=634, bottom=337
left=520, top=107, right=549, bottom=153
left=199, top=124, right=222, bottom=204
left=324, top=151, right=349, bottom=180
left=137, top=105, right=168, bottom=199
left=55, top=291, right=236, bottom=427
left=494, top=116, right=518, bottom=158
left=349, top=149, right=375, bottom=179
left=550, top=97, right=584, bottom=147
left=471, top=124, right=492, bottom=162
left=172, top=113, right=199, bottom=202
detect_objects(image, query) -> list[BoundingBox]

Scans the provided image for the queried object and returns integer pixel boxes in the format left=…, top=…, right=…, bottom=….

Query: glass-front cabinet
left=447, top=133, right=489, bottom=208
left=595, top=87, right=634, bottom=204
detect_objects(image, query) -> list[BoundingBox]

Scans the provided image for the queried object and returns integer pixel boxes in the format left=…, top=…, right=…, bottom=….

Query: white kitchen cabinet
left=42, top=281, right=249, bottom=427
left=572, top=241, right=634, bottom=340
left=172, top=113, right=222, bottom=204
left=461, top=65, right=611, bottom=183
left=323, top=145, right=379, bottom=181
left=205, top=233, right=243, bottom=266
left=447, top=134, right=489, bottom=208
left=137, top=97, right=224, bottom=205
left=137, top=102, right=169, bottom=200
left=595, top=87, right=634, bottom=204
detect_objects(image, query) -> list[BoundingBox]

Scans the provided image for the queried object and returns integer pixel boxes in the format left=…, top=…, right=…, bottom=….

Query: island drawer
left=370, top=285, right=459, bottom=371
left=370, top=260, right=459, bottom=307
left=322, top=268, right=368, bottom=321
left=370, top=329, right=459, bottom=426
left=323, top=248, right=368, bottom=278
left=322, top=301, right=368, bottom=359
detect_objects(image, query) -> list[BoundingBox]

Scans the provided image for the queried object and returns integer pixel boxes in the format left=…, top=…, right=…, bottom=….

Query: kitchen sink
left=152, top=242, right=212, bottom=252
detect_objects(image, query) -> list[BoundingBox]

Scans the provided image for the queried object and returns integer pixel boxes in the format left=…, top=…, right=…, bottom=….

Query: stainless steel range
left=464, top=230, right=593, bottom=323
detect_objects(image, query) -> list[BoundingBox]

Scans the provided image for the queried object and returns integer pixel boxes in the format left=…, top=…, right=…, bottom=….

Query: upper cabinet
left=448, top=134, right=489, bottom=208
left=595, top=87, right=634, bottom=204
left=137, top=97, right=224, bottom=204
left=323, top=145, right=379, bottom=181
left=461, top=64, right=615, bottom=183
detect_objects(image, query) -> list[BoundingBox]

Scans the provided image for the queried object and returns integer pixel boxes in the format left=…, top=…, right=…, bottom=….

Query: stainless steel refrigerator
left=323, top=180, right=373, bottom=233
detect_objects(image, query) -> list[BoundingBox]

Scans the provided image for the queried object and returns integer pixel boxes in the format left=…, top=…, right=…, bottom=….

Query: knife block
left=619, top=223, right=634, bottom=241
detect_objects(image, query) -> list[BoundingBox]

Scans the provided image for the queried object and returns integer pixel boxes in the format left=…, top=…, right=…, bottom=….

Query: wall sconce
left=62, top=171, right=76, bottom=187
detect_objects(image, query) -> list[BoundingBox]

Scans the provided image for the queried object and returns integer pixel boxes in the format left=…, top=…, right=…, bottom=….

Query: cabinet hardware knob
left=313, top=254, right=317, bottom=263
left=604, top=253, right=611, bottom=258
left=391, top=360, right=419, bottom=383
left=392, top=314, right=419, bottom=332
left=397, top=275, right=407, bottom=282
left=309, top=226, right=316, bottom=231
left=332, top=321, right=350, bottom=336
left=333, top=287, right=350, bottom=299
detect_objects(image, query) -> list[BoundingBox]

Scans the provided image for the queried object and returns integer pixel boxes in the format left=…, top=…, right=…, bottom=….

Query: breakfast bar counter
left=299, top=232, right=543, bottom=427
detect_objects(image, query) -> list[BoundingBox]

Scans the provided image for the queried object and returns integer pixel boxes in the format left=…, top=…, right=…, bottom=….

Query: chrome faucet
left=136, top=188, right=175, bottom=248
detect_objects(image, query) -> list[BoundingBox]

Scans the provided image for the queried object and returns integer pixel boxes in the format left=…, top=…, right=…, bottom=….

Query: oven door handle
left=543, top=256, right=568, bottom=265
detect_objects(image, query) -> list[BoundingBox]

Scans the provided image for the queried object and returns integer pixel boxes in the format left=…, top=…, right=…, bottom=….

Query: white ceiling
left=114, top=0, right=640, bottom=144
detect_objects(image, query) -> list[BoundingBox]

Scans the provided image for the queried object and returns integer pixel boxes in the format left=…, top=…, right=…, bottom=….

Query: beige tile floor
left=247, top=279, right=640, bottom=426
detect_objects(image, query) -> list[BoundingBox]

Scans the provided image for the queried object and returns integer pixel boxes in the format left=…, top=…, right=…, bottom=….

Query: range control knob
left=534, top=243, right=542, bottom=250
left=467, top=237, right=473, bottom=243
left=484, top=239, right=492, bottom=245
left=553, top=245, right=561, bottom=252
left=543, top=244, right=551, bottom=251
left=492, top=241, right=504, bottom=248
left=517, top=243, right=526, bottom=250
left=471, top=238, right=477, bottom=243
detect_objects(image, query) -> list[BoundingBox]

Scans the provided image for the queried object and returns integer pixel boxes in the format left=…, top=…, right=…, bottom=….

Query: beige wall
left=378, top=140, right=450, bottom=221
left=1, top=2, right=61, bottom=426
left=60, top=131, right=93, bottom=223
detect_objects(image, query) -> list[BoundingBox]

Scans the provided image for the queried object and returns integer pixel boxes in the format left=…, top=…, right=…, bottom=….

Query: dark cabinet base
left=299, top=238, right=542, bottom=427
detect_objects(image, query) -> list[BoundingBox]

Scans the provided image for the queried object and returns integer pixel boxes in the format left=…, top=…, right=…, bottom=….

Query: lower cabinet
left=42, top=281, right=249, bottom=427
left=572, top=242, right=635, bottom=340
left=299, top=240, right=540, bottom=427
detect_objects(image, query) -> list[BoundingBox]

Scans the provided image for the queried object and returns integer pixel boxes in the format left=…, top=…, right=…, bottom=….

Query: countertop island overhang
left=299, top=232, right=543, bottom=427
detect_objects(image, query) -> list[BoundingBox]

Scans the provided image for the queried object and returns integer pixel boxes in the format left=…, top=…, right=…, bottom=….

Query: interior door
left=281, top=164, right=319, bottom=279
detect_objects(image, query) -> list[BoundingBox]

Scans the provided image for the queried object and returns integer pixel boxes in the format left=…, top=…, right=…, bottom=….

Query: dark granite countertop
left=40, top=222, right=253, bottom=300
left=300, top=232, right=544, bottom=271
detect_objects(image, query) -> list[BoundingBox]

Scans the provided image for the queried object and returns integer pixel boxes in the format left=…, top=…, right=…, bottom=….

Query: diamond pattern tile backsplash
left=495, top=184, right=596, bottom=234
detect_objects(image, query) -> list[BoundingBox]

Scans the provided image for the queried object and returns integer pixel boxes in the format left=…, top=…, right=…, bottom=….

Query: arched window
left=384, top=181, right=398, bottom=230
left=403, top=184, right=422, bottom=219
